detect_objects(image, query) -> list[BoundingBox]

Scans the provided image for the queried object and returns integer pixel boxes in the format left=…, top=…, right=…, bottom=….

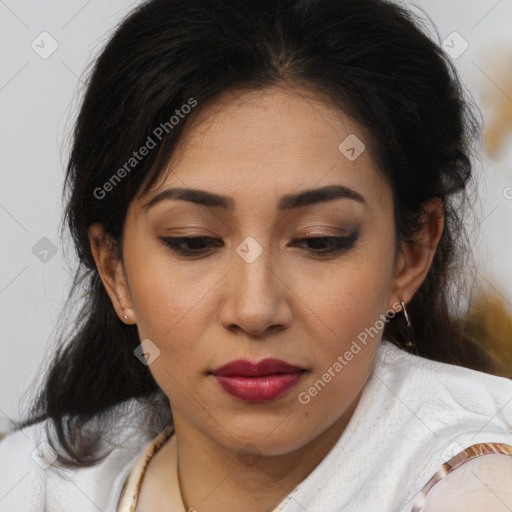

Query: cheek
left=126, top=243, right=211, bottom=338
left=291, top=247, right=394, bottom=344
left=128, top=260, right=211, bottom=398
left=122, top=253, right=214, bottom=394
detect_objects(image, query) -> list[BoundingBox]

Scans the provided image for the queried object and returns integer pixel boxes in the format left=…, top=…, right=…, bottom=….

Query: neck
left=173, top=392, right=362, bottom=512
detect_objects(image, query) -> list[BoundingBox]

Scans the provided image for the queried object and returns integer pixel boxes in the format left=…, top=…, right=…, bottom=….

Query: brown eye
left=290, top=231, right=358, bottom=254
left=160, top=236, right=223, bottom=255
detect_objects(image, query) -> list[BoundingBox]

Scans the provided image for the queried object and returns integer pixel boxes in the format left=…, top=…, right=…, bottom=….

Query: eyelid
left=296, top=223, right=355, bottom=234
left=299, top=230, right=348, bottom=237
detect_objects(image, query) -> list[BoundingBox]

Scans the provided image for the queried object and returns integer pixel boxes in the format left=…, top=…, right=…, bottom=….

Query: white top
left=1, top=338, right=512, bottom=512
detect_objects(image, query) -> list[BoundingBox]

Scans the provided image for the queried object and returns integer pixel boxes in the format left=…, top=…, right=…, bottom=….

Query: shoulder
left=0, top=401, right=168, bottom=512
left=0, top=420, right=49, bottom=511
left=372, top=341, right=512, bottom=509
left=377, top=338, right=510, bottom=386
left=376, top=339, right=512, bottom=417
left=421, top=452, right=512, bottom=512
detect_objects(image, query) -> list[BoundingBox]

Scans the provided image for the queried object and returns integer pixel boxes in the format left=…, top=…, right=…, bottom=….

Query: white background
left=1, top=0, right=511, bottom=427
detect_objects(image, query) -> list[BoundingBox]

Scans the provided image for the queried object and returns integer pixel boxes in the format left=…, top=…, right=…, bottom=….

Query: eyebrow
left=142, top=184, right=366, bottom=211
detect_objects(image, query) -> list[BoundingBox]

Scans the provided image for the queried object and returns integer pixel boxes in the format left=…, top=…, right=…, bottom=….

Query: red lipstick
left=211, top=358, right=306, bottom=402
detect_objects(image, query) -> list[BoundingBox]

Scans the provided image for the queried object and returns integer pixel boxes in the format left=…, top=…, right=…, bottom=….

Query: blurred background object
left=470, top=45, right=512, bottom=378
left=464, top=290, right=512, bottom=378
left=480, top=48, right=512, bottom=159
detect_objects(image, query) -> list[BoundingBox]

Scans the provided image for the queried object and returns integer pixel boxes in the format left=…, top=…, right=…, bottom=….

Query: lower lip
left=214, top=373, right=304, bottom=402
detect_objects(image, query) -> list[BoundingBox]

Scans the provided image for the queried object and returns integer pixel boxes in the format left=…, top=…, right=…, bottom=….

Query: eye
left=290, top=231, right=358, bottom=254
left=160, top=231, right=358, bottom=257
left=160, top=236, right=223, bottom=255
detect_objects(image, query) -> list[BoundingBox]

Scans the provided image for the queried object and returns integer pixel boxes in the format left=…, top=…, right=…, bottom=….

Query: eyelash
left=160, top=232, right=358, bottom=256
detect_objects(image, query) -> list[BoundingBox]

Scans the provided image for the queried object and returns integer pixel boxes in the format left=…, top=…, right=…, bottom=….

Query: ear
left=88, top=223, right=137, bottom=324
left=389, top=198, right=444, bottom=308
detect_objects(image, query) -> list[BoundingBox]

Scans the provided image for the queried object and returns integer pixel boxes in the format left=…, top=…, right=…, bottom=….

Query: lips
left=211, top=358, right=306, bottom=402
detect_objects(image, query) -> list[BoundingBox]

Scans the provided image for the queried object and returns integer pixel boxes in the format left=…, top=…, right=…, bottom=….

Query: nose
left=218, top=242, right=293, bottom=338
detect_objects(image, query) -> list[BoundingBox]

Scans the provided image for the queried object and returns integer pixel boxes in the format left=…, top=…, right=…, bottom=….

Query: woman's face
left=106, top=86, right=405, bottom=455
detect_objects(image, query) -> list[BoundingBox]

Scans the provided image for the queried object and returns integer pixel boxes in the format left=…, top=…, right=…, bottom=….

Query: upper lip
left=211, top=358, right=305, bottom=377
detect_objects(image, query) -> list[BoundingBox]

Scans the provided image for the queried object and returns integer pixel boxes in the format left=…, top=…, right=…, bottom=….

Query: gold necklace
left=176, top=456, right=192, bottom=511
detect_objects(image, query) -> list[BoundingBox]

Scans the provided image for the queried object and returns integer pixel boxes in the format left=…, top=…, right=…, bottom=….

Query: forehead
left=135, top=86, right=392, bottom=213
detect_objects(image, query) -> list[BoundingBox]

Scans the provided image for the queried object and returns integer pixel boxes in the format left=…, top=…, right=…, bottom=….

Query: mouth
left=210, top=358, right=307, bottom=402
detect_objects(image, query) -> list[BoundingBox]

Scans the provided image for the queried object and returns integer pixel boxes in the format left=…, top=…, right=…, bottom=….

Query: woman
left=1, top=0, right=511, bottom=510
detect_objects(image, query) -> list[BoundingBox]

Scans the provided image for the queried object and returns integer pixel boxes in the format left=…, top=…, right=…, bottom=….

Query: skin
left=423, top=454, right=512, bottom=511
left=89, top=85, right=444, bottom=511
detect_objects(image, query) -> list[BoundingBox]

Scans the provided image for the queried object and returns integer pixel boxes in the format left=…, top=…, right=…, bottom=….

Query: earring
left=122, top=309, right=129, bottom=321
left=400, top=300, right=411, bottom=327
left=400, top=299, right=415, bottom=349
